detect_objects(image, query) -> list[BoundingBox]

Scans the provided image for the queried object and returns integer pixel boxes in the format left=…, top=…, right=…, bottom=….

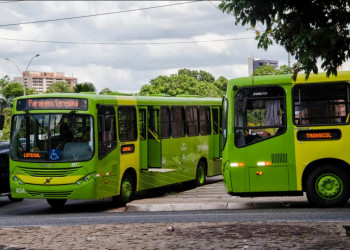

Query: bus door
left=139, top=107, right=148, bottom=170
left=148, top=107, right=161, bottom=168
left=212, top=107, right=221, bottom=158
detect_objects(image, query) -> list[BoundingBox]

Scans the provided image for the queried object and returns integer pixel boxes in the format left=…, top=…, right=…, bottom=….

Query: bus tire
left=115, top=173, right=135, bottom=206
left=306, top=165, right=350, bottom=207
left=195, top=161, right=207, bottom=186
left=8, top=194, right=23, bottom=202
left=47, top=199, right=67, bottom=209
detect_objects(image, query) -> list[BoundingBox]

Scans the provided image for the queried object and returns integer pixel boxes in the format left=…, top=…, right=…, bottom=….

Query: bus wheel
left=8, top=194, right=23, bottom=202
left=306, top=165, right=350, bottom=207
left=196, top=161, right=207, bottom=186
left=47, top=199, right=67, bottom=209
left=115, top=173, right=135, bottom=206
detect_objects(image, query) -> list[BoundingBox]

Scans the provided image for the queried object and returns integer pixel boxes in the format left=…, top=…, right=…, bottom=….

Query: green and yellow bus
left=9, top=94, right=222, bottom=208
left=222, top=71, right=350, bottom=207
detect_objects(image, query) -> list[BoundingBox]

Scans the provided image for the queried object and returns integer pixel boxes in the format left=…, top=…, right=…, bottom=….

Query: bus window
left=161, top=107, right=171, bottom=138
left=234, top=86, right=286, bottom=147
left=118, top=107, right=137, bottom=141
left=293, top=83, right=349, bottom=125
left=171, top=107, right=185, bottom=138
left=212, top=108, right=219, bottom=135
left=186, top=107, right=199, bottom=136
left=139, top=109, right=147, bottom=140
left=10, top=113, right=94, bottom=162
left=98, top=105, right=117, bottom=159
left=199, top=107, right=211, bottom=135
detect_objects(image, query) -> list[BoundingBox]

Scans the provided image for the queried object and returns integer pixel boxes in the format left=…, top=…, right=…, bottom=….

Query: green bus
left=222, top=71, right=350, bottom=207
left=9, top=94, right=222, bottom=208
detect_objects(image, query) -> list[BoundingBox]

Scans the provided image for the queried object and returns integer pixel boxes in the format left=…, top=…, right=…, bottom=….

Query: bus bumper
left=10, top=175, right=96, bottom=200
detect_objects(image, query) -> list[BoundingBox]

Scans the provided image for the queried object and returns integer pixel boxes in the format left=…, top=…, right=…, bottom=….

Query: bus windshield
left=10, top=113, right=94, bottom=162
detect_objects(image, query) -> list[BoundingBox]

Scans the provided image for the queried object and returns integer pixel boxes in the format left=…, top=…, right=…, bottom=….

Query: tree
left=252, top=65, right=278, bottom=76
left=0, top=75, right=11, bottom=89
left=139, top=69, right=227, bottom=97
left=0, top=107, right=12, bottom=140
left=219, top=1, right=350, bottom=79
left=45, top=81, right=73, bottom=93
left=74, top=82, right=96, bottom=93
left=99, top=88, right=113, bottom=95
left=1, top=82, right=24, bottom=100
left=252, top=64, right=294, bottom=76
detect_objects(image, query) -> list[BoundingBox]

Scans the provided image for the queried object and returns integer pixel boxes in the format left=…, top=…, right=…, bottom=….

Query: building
left=14, top=71, right=77, bottom=93
left=248, top=57, right=279, bottom=76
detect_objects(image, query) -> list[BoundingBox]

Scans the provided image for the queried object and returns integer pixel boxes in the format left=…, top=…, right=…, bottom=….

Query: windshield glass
left=10, top=113, right=94, bottom=162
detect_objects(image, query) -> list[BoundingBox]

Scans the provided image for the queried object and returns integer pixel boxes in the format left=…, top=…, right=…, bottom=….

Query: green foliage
left=252, top=64, right=293, bottom=76
left=219, top=0, right=350, bottom=78
left=139, top=69, right=228, bottom=97
left=99, top=88, right=113, bottom=95
left=0, top=75, right=11, bottom=89
left=74, top=82, right=96, bottom=93
left=0, top=107, right=12, bottom=140
left=45, top=81, right=73, bottom=93
left=1, top=82, right=23, bottom=99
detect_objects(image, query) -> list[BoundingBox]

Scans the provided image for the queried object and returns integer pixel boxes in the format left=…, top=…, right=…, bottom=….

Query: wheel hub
left=316, top=174, right=343, bottom=200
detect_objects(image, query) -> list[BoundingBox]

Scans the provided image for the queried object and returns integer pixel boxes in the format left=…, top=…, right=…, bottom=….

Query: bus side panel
left=294, top=125, right=350, bottom=190
left=95, top=150, right=120, bottom=199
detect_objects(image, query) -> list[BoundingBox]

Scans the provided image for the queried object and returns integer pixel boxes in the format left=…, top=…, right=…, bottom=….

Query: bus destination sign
left=17, top=98, right=88, bottom=111
left=297, top=129, right=341, bottom=141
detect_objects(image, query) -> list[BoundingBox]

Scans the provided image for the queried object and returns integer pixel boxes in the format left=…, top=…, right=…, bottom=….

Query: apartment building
left=14, top=71, right=77, bottom=93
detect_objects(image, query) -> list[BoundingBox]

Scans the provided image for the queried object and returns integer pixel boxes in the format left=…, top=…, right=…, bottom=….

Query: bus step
left=146, top=168, right=176, bottom=173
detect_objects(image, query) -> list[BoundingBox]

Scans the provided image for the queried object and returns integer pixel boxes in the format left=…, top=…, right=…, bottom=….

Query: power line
left=0, top=36, right=255, bottom=45
left=0, top=1, right=201, bottom=27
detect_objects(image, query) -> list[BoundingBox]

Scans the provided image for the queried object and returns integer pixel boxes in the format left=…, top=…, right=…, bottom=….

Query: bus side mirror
left=0, top=115, right=4, bottom=130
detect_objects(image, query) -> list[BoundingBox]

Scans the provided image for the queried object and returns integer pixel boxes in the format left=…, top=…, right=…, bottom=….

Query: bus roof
left=228, top=71, right=350, bottom=88
left=14, top=93, right=222, bottom=108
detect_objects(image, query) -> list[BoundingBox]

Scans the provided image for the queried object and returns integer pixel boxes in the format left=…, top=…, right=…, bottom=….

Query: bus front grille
left=27, top=190, right=72, bottom=198
left=18, top=167, right=81, bottom=177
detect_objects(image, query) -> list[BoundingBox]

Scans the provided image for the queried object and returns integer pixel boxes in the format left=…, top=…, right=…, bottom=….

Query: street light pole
left=5, top=54, right=40, bottom=96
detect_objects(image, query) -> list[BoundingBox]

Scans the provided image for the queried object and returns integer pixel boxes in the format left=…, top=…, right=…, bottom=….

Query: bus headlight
left=76, top=174, right=93, bottom=185
left=12, top=175, right=23, bottom=185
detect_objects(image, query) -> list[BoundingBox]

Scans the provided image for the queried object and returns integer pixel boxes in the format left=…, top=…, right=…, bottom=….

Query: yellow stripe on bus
left=17, top=175, right=84, bottom=185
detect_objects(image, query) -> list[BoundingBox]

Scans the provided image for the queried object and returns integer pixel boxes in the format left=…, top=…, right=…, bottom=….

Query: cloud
left=1, top=1, right=340, bottom=94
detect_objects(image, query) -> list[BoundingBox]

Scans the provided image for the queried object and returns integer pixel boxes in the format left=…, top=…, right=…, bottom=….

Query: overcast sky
left=1, top=1, right=348, bottom=93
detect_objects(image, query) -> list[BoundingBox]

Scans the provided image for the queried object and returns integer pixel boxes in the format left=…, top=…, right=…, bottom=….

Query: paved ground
left=1, top=176, right=350, bottom=249
left=0, top=222, right=350, bottom=249
left=123, top=176, right=309, bottom=212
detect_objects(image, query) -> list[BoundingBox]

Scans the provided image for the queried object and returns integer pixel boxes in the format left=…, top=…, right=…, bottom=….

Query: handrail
left=148, top=128, right=160, bottom=143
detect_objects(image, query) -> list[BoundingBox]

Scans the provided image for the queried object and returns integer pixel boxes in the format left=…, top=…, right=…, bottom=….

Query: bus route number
left=16, top=188, right=25, bottom=194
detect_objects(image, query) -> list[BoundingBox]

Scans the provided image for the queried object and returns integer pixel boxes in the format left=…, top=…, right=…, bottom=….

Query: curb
left=125, top=201, right=299, bottom=212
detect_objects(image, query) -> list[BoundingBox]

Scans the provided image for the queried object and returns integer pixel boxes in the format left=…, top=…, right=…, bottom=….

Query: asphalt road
left=0, top=176, right=349, bottom=228
left=0, top=197, right=349, bottom=228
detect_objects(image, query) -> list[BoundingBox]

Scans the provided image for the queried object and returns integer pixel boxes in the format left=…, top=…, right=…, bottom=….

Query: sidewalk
left=122, top=175, right=309, bottom=212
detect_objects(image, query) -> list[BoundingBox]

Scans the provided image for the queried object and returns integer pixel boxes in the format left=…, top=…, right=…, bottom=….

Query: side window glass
left=171, top=107, right=185, bottom=138
left=186, top=107, right=199, bottom=136
left=293, top=83, right=349, bottom=125
left=98, top=105, right=117, bottom=159
left=199, top=107, right=211, bottom=135
left=234, top=87, right=286, bottom=147
left=212, top=108, right=219, bottom=135
left=148, top=108, right=159, bottom=140
left=161, top=107, right=171, bottom=138
left=118, top=106, right=137, bottom=141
